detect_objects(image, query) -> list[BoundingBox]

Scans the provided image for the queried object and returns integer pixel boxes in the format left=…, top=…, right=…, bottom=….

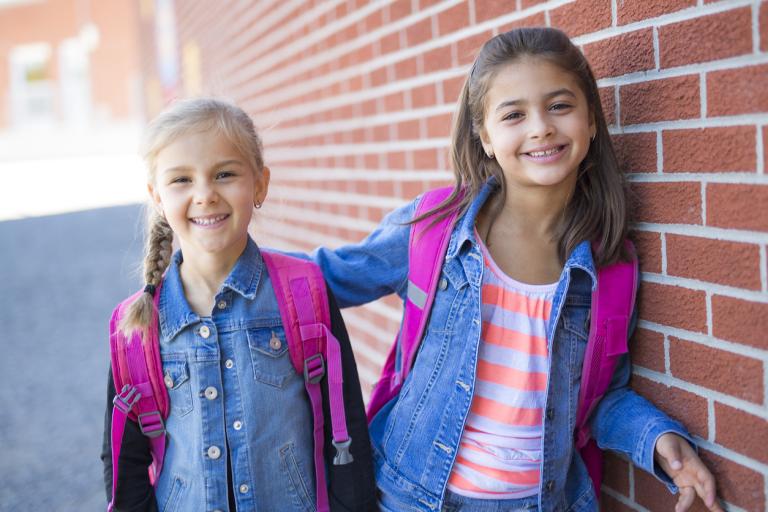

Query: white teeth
left=528, top=147, right=561, bottom=157
left=191, top=215, right=227, bottom=225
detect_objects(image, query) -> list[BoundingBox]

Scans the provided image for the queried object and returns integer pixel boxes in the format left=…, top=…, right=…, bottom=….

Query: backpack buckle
left=138, top=410, right=166, bottom=438
left=332, top=437, right=354, bottom=465
left=113, top=384, right=141, bottom=414
left=303, top=353, right=325, bottom=384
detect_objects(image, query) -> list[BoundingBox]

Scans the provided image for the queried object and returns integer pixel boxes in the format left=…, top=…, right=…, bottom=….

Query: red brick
left=630, top=327, right=666, bottom=373
left=443, top=75, right=466, bottom=104
left=633, top=376, right=709, bottom=439
left=620, top=75, right=700, bottom=125
left=427, top=113, right=452, bottom=138
left=712, top=295, right=768, bottom=350
left=396, top=57, right=419, bottom=80
left=406, top=17, right=433, bottom=47
left=638, top=282, right=707, bottom=332
left=602, top=452, right=630, bottom=496
left=380, top=31, right=401, bottom=54
left=629, top=182, right=702, bottom=225
left=617, top=0, right=695, bottom=25
left=707, top=184, right=768, bottom=232
left=599, top=86, right=616, bottom=125
left=423, top=45, right=453, bottom=73
left=631, top=230, right=662, bottom=274
left=699, top=450, right=766, bottom=511
left=599, top=494, right=635, bottom=512
left=715, top=403, right=768, bottom=465
left=708, top=64, right=768, bottom=116
left=397, top=119, right=421, bottom=140
left=634, top=464, right=711, bottom=512
left=384, top=92, right=404, bottom=112
left=762, top=1, right=768, bottom=52
left=520, top=0, right=547, bottom=8
left=765, top=126, right=768, bottom=172
left=612, top=132, right=657, bottom=173
left=666, top=235, right=762, bottom=289
left=659, top=7, right=752, bottom=68
left=583, top=29, right=655, bottom=80
left=474, top=0, right=515, bottom=23
left=496, top=12, right=547, bottom=33
left=387, top=0, right=412, bottom=22
left=670, top=337, right=764, bottom=403
left=663, top=126, right=757, bottom=173
left=412, top=83, right=437, bottom=108
left=457, top=30, right=492, bottom=66
left=437, top=2, right=469, bottom=36
left=387, top=151, right=406, bottom=169
left=371, top=66, right=388, bottom=87
left=549, top=0, right=611, bottom=37
left=413, top=148, right=439, bottom=169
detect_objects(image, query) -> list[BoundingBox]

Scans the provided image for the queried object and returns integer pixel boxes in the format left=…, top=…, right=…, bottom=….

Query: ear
left=478, top=126, right=494, bottom=158
left=589, top=111, right=597, bottom=140
left=254, top=166, right=270, bottom=205
left=147, top=182, right=163, bottom=214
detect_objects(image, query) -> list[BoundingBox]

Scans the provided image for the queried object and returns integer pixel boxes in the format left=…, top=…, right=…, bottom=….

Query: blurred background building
left=1, top=1, right=766, bottom=511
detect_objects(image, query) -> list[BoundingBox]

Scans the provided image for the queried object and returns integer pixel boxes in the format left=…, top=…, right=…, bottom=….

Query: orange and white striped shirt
left=447, top=234, right=556, bottom=499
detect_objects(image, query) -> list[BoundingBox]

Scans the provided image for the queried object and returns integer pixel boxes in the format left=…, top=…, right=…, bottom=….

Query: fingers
left=656, top=433, right=684, bottom=472
left=675, top=486, right=695, bottom=512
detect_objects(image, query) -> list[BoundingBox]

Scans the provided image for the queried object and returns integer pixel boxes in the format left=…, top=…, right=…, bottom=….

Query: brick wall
left=169, top=1, right=767, bottom=509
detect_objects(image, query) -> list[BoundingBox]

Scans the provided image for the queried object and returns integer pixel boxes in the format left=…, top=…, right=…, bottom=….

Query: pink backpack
left=108, top=252, right=352, bottom=512
left=366, top=187, right=638, bottom=495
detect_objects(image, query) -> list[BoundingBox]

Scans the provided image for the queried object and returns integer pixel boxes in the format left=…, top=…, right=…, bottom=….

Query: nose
left=528, top=110, right=554, bottom=139
left=193, top=181, right=218, bottom=204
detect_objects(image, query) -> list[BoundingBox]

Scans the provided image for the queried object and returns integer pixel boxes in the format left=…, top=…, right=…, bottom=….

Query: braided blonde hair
left=119, top=98, right=264, bottom=335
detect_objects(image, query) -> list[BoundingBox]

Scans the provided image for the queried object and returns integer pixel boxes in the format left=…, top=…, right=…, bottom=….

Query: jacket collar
left=159, top=237, right=263, bottom=342
left=446, top=178, right=597, bottom=288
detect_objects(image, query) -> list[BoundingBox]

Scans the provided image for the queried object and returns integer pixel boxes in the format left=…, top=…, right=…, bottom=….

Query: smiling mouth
left=524, top=145, right=566, bottom=158
left=190, top=214, right=229, bottom=226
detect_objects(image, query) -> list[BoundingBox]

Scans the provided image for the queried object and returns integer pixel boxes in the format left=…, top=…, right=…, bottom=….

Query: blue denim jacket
left=311, top=182, right=689, bottom=511
left=155, top=238, right=318, bottom=512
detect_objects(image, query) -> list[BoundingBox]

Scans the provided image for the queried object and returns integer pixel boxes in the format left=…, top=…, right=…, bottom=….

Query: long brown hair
left=119, top=98, right=265, bottom=335
left=422, top=27, right=628, bottom=267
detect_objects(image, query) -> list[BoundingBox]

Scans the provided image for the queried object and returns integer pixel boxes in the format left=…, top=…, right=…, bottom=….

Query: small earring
left=254, top=201, right=262, bottom=209
left=486, top=152, right=494, bottom=159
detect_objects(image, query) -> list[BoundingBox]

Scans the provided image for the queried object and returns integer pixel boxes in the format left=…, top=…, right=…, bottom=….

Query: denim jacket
left=311, top=182, right=689, bottom=511
left=103, top=237, right=376, bottom=512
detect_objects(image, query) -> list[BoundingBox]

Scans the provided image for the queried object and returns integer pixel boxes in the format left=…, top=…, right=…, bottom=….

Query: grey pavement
left=0, top=204, right=145, bottom=511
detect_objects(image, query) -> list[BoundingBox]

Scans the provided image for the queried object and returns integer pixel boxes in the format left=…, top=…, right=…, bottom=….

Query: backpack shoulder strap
left=575, top=242, right=639, bottom=494
left=108, top=286, right=168, bottom=510
left=399, top=186, right=462, bottom=382
left=575, top=243, right=639, bottom=441
left=261, top=250, right=352, bottom=512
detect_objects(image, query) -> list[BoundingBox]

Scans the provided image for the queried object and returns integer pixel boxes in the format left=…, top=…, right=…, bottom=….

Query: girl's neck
left=494, top=178, right=574, bottom=238
left=178, top=246, right=243, bottom=315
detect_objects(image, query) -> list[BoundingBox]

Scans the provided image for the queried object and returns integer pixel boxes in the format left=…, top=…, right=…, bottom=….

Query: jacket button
left=225, top=359, right=234, bottom=369
left=199, top=325, right=211, bottom=338
left=233, top=420, right=243, bottom=430
left=439, top=278, right=448, bottom=290
left=545, top=480, right=555, bottom=492
left=239, top=484, right=249, bottom=494
left=204, top=386, right=218, bottom=400
left=217, top=300, right=227, bottom=310
left=207, top=445, right=221, bottom=459
left=163, top=373, right=174, bottom=388
left=269, top=334, right=282, bottom=350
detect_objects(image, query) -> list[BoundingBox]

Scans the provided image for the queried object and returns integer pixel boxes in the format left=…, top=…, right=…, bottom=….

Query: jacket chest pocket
left=247, top=326, right=295, bottom=388
left=162, top=355, right=193, bottom=417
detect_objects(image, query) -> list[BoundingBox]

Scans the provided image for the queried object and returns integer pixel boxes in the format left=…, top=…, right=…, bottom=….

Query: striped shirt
left=447, top=233, right=556, bottom=499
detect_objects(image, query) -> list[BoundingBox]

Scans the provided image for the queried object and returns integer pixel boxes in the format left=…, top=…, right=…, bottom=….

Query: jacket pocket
left=162, top=355, right=193, bottom=417
left=159, top=475, right=185, bottom=512
left=279, top=442, right=315, bottom=512
left=247, top=326, right=295, bottom=388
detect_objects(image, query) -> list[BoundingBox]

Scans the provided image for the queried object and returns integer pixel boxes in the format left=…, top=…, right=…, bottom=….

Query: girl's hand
left=654, top=433, right=723, bottom=512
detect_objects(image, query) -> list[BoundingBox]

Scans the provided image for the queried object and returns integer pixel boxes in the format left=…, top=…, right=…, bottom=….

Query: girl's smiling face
left=149, top=129, right=268, bottom=265
left=480, top=57, right=595, bottom=193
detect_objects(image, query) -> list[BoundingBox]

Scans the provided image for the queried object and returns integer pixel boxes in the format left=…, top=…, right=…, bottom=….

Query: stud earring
left=254, top=201, right=262, bottom=209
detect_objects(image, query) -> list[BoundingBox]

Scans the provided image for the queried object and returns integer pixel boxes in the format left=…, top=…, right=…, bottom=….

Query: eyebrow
left=161, top=159, right=244, bottom=174
left=494, top=88, right=577, bottom=112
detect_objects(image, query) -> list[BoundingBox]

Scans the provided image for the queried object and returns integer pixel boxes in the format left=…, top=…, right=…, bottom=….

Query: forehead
left=156, top=129, right=243, bottom=171
left=485, top=57, right=586, bottom=108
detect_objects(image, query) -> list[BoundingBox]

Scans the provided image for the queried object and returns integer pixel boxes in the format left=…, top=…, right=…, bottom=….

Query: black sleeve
left=101, top=369, right=159, bottom=512
left=321, top=285, right=378, bottom=512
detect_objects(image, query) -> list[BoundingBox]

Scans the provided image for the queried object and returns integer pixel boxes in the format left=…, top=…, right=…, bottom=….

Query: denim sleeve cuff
left=636, top=418, right=695, bottom=493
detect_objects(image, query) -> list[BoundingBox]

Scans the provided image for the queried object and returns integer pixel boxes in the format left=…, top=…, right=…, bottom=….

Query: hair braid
left=118, top=212, right=174, bottom=336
